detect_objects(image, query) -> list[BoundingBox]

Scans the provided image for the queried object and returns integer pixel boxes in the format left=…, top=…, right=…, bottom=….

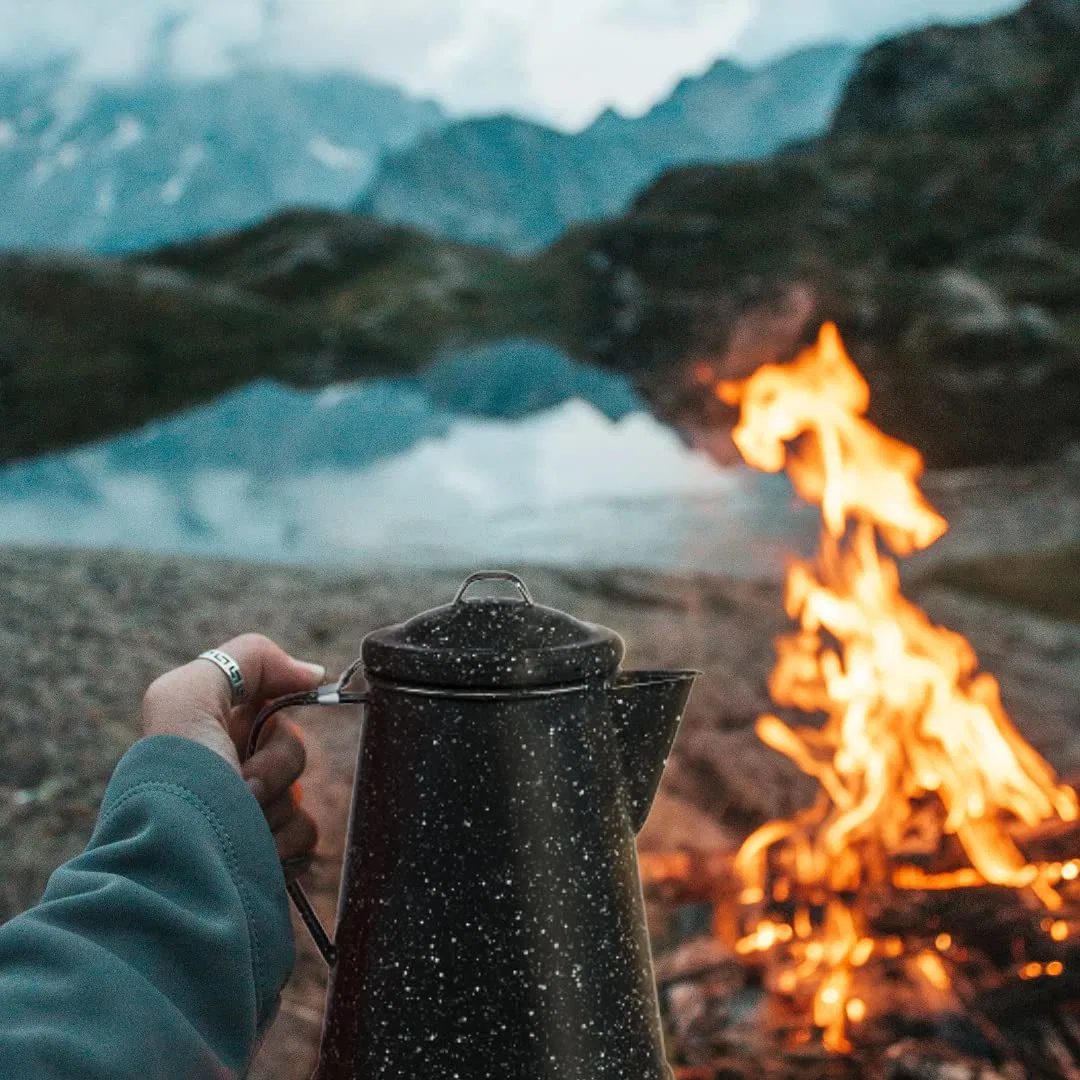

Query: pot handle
left=245, top=669, right=368, bottom=968
left=454, top=571, right=533, bottom=605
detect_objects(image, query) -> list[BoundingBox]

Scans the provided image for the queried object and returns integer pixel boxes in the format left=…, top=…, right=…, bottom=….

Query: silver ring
left=197, top=649, right=246, bottom=707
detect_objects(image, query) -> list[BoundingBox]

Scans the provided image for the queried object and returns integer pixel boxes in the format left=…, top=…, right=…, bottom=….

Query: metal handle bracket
left=245, top=671, right=368, bottom=968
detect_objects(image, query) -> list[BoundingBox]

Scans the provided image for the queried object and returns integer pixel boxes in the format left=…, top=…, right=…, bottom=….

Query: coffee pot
left=249, top=571, right=698, bottom=1079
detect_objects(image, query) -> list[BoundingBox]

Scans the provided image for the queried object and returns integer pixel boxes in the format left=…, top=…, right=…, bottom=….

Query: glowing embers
left=717, top=323, right=1079, bottom=1053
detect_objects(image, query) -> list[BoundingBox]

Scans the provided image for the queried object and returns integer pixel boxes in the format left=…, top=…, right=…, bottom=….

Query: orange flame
left=719, top=323, right=1078, bottom=1052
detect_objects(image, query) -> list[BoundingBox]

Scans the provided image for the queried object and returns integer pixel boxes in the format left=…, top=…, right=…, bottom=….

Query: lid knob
left=453, top=571, right=534, bottom=606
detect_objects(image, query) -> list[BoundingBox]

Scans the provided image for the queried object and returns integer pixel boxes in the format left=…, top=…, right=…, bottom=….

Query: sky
left=0, top=0, right=1020, bottom=130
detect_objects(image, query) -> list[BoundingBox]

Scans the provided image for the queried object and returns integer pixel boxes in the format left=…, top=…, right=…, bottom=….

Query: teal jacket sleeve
left=0, top=735, right=295, bottom=1079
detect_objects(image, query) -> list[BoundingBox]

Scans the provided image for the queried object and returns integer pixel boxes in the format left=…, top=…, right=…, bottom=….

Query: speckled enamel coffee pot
left=285, top=572, right=697, bottom=1080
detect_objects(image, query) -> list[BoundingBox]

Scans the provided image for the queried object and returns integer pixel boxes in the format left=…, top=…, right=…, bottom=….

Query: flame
left=718, top=323, right=1078, bottom=1052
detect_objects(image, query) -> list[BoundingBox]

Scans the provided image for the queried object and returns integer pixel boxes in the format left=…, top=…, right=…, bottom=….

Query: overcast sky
left=0, top=0, right=1020, bottom=130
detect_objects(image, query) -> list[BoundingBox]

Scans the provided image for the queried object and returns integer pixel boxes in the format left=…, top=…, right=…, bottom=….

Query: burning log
left=640, top=850, right=741, bottom=904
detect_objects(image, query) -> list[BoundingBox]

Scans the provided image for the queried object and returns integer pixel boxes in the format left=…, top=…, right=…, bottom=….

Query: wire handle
left=246, top=667, right=367, bottom=968
left=453, top=571, right=534, bottom=605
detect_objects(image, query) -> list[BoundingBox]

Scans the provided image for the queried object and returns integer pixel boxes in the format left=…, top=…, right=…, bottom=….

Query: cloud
left=733, top=0, right=1021, bottom=62
left=259, top=0, right=758, bottom=127
left=0, top=0, right=263, bottom=79
left=0, top=0, right=1018, bottom=130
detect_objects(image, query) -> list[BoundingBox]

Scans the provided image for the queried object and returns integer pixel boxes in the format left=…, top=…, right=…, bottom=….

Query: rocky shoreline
left=0, top=545, right=1077, bottom=1077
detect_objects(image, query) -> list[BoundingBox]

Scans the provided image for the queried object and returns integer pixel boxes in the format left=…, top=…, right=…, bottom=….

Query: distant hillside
left=0, top=61, right=444, bottom=252
left=0, top=209, right=531, bottom=463
left=0, top=43, right=858, bottom=258
left=355, top=44, right=859, bottom=252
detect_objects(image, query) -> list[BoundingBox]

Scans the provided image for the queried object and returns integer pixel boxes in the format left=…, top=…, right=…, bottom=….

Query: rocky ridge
left=356, top=44, right=858, bottom=253
left=0, top=212, right=518, bottom=462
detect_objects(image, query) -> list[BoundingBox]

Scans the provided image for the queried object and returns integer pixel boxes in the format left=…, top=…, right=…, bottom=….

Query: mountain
left=0, top=41, right=859, bottom=257
left=0, top=60, right=444, bottom=252
left=355, top=44, right=860, bottom=253
left=550, top=0, right=1080, bottom=467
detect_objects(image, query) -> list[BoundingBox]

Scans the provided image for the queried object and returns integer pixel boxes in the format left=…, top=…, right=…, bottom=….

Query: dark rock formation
left=0, top=211, right=521, bottom=463
left=561, top=0, right=1080, bottom=467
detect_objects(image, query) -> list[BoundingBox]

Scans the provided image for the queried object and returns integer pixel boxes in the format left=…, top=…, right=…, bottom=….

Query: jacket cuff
left=100, top=735, right=294, bottom=1030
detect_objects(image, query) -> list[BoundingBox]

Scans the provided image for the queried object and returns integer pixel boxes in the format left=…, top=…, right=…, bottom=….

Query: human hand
left=142, top=633, right=326, bottom=864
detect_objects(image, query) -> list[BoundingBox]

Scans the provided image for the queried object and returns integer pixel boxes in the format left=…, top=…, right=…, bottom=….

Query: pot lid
left=361, top=572, right=624, bottom=689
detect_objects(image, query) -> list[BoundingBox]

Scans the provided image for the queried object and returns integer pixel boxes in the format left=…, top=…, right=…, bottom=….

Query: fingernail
left=245, top=777, right=265, bottom=803
left=296, top=660, right=327, bottom=680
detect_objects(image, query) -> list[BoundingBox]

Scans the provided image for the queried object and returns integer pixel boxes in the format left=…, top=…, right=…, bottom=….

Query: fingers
left=141, top=634, right=324, bottom=870
left=272, top=806, right=318, bottom=863
left=242, top=718, right=317, bottom=863
left=261, top=787, right=300, bottom=832
left=242, top=716, right=306, bottom=805
left=252, top=786, right=317, bottom=862
left=229, top=634, right=327, bottom=709
left=154, top=634, right=324, bottom=725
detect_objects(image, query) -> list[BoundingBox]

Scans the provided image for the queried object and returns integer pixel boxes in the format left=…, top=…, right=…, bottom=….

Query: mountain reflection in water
left=0, top=340, right=817, bottom=575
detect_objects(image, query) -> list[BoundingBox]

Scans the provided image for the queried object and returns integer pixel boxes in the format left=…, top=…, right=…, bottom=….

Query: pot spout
left=608, top=670, right=698, bottom=832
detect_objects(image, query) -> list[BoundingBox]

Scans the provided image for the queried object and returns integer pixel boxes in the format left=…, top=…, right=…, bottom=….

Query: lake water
left=0, top=340, right=820, bottom=575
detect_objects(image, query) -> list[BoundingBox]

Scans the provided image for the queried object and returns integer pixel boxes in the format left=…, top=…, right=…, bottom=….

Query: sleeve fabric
left=0, top=735, right=295, bottom=1079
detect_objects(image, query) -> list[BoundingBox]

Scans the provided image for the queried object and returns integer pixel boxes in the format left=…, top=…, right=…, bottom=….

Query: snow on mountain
left=0, top=41, right=857, bottom=255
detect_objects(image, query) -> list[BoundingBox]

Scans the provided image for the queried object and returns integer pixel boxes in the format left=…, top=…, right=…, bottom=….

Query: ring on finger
left=196, top=649, right=247, bottom=707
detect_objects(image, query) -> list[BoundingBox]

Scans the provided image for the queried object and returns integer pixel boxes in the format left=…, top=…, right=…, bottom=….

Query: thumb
left=142, top=635, right=326, bottom=771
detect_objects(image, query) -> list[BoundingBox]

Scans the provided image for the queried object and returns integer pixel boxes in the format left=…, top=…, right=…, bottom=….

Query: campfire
left=644, top=324, right=1080, bottom=1078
